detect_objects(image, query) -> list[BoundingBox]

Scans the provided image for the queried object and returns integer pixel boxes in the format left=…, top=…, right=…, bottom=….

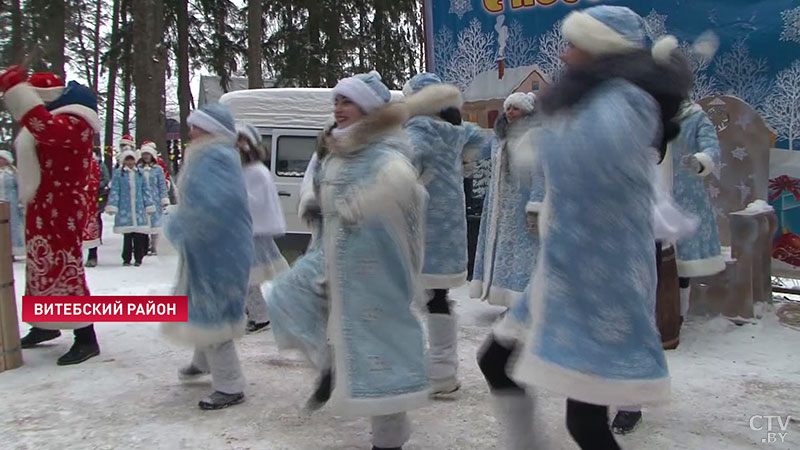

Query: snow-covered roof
left=463, top=65, right=549, bottom=103
left=219, top=88, right=404, bottom=130
left=198, top=75, right=276, bottom=107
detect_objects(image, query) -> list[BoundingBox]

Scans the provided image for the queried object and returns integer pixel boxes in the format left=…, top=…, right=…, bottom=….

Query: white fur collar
left=324, top=103, right=408, bottom=156
left=678, top=102, right=704, bottom=120
left=49, top=104, right=102, bottom=132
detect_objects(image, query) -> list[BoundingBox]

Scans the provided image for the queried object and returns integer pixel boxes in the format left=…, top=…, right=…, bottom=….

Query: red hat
left=119, top=134, right=135, bottom=147
left=28, top=72, right=65, bottom=103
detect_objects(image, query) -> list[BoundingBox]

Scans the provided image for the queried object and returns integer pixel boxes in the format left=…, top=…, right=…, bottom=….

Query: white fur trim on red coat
left=562, top=11, right=642, bottom=57
left=2, top=83, right=45, bottom=121
left=14, top=128, right=39, bottom=204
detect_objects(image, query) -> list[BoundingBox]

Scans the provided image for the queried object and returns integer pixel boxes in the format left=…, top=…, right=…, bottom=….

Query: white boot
left=427, top=312, right=460, bottom=396
left=680, top=286, right=691, bottom=318
left=493, top=391, right=547, bottom=450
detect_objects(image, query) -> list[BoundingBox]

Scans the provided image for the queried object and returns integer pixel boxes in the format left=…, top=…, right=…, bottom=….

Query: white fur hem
left=329, top=387, right=430, bottom=418
left=469, top=280, right=523, bottom=308
left=28, top=322, right=93, bottom=330
left=13, top=246, right=25, bottom=256
left=113, top=226, right=151, bottom=234
left=512, top=354, right=672, bottom=407
left=49, top=104, right=101, bottom=132
left=82, top=239, right=100, bottom=250
left=421, top=271, right=467, bottom=290
left=525, top=202, right=543, bottom=214
left=562, top=11, right=642, bottom=57
left=105, top=205, right=118, bottom=214
left=297, top=188, right=317, bottom=218
left=148, top=226, right=162, bottom=234
left=145, top=206, right=156, bottom=214
left=3, top=83, right=44, bottom=120
left=694, top=152, right=714, bottom=177
left=160, top=317, right=247, bottom=347
left=249, top=258, right=290, bottom=286
left=676, top=255, right=726, bottom=278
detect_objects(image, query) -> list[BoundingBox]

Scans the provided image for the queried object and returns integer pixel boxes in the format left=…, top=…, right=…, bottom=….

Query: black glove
left=440, top=107, right=462, bottom=126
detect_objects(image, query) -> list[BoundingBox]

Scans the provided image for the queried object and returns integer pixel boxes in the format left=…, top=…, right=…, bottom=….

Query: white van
left=220, top=88, right=403, bottom=238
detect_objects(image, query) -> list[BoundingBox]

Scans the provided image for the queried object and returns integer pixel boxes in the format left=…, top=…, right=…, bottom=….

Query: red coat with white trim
left=4, top=80, right=100, bottom=301
left=82, top=157, right=101, bottom=248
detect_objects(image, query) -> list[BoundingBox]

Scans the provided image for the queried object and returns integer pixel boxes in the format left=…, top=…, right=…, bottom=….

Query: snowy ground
left=2, top=215, right=800, bottom=450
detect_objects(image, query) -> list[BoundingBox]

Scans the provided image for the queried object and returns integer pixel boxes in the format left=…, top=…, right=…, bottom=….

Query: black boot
left=57, top=326, right=100, bottom=366
left=305, top=368, right=333, bottom=411
left=86, top=248, right=98, bottom=267
left=612, top=410, right=642, bottom=435
left=20, top=328, right=61, bottom=348
left=198, top=391, right=245, bottom=410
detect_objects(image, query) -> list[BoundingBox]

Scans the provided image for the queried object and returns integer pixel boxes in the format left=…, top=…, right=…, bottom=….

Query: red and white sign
left=21, top=296, right=188, bottom=322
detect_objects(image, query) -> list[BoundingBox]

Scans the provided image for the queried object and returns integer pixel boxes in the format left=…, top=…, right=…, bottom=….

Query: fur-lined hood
left=404, top=83, right=463, bottom=119
left=322, top=102, right=409, bottom=157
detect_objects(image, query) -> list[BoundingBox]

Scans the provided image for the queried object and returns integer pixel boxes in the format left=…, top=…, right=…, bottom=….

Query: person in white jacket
left=236, top=124, right=290, bottom=333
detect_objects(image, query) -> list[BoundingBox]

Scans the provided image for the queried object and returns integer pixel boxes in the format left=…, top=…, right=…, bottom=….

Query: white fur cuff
left=161, top=198, right=170, bottom=207
left=3, top=83, right=45, bottom=121
left=562, top=11, right=642, bottom=57
left=525, top=202, right=543, bottom=214
left=105, top=205, right=118, bottom=214
left=146, top=206, right=156, bottom=214
left=694, top=152, right=714, bottom=177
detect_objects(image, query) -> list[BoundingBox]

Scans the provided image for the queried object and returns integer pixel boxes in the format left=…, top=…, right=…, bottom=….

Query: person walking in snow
left=82, top=154, right=101, bottom=266
left=267, top=71, right=428, bottom=450
left=162, top=103, right=254, bottom=410
left=401, top=72, right=487, bottom=396
left=470, top=92, right=543, bottom=309
left=475, top=6, right=692, bottom=449
left=138, top=141, right=170, bottom=255
left=235, top=123, right=288, bottom=334
left=106, top=149, right=155, bottom=266
left=1, top=68, right=102, bottom=365
left=0, top=150, right=25, bottom=259
left=86, top=148, right=110, bottom=267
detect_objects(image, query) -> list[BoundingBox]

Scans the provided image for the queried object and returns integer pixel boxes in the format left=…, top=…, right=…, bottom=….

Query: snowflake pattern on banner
left=781, top=6, right=800, bottom=44
left=711, top=160, right=727, bottom=180
left=708, top=184, right=720, bottom=199
left=731, top=147, right=748, bottom=161
left=643, top=9, right=668, bottom=40
left=735, top=112, right=754, bottom=131
left=449, top=0, right=472, bottom=20
left=736, top=180, right=752, bottom=203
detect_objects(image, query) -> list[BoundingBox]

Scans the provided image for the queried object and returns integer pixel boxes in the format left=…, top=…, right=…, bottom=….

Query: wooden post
left=0, top=201, right=23, bottom=372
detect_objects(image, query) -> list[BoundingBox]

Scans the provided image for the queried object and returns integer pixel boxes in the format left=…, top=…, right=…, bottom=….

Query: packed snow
left=2, top=215, right=799, bottom=449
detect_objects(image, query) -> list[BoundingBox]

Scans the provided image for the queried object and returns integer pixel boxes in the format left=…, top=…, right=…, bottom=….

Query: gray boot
left=493, top=391, right=547, bottom=450
left=427, top=312, right=460, bottom=396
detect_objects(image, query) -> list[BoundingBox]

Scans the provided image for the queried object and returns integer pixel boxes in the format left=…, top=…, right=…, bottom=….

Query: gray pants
left=371, top=413, right=411, bottom=448
left=191, top=340, right=245, bottom=394
left=245, top=285, right=270, bottom=324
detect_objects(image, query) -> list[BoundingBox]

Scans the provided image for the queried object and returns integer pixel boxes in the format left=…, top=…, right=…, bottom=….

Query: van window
left=276, top=135, right=316, bottom=177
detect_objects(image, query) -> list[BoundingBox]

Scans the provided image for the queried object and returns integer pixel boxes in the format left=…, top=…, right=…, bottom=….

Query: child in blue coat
left=105, top=149, right=155, bottom=266
left=0, top=150, right=25, bottom=258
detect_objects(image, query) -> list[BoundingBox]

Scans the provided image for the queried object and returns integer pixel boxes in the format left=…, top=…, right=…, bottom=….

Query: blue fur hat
left=187, top=103, right=237, bottom=140
left=46, top=81, right=98, bottom=112
left=332, top=70, right=391, bottom=113
left=403, top=72, right=443, bottom=96
left=562, top=6, right=647, bottom=57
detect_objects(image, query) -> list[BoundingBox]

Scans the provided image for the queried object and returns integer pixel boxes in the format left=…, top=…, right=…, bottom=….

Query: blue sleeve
left=155, top=166, right=169, bottom=204
left=140, top=171, right=154, bottom=209
left=107, top=169, right=120, bottom=211
left=695, top=111, right=720, bottom=166
left=404, top=119, right=436, bottom=176
left=463, top=122, right=489, bottom=161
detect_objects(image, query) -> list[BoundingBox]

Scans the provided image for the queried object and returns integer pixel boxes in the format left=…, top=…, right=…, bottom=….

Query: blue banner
left=424, top=0, right=800, bottom=150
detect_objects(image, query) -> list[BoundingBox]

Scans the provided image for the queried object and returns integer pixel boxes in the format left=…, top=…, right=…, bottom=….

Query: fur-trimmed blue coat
left=664, top=103, right=724, bottom=277
left=161, top=136, right=254, bottom=347
left=106, top=166, right=155, bottom=233
left=507, top=79, right=670, bottom=407
left=140, top=164, right=169, bottom=233
left=267, top=103, right=430, bottom=417
left=403, top=83, right=487, bottom=289
left=0, top=167, right=25, bottom=255
left=470, top=113, right=544, bottom=307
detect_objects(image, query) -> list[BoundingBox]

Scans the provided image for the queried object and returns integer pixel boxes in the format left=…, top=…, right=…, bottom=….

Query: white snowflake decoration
left=449, top=0, right=472, bottom=20
left=781, top=6, right=800, bottom=44
left=708, top=184, right=721, bottom=199
left=711, top=160, right=727, bottom=180
left=731, top=147, right=748, bottom=161
left=736, top=180, right=752, bottom=203
left=713, top=205, right=725, bottom=220
left=643, top=10, right=668, bottom=41
left=29, top=117, right=45, bottom=132
left=735, top=112, right=754, bottom=131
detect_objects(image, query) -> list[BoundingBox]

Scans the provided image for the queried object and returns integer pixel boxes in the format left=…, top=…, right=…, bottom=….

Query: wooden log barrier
left=0, top=201, right=23, bottom=372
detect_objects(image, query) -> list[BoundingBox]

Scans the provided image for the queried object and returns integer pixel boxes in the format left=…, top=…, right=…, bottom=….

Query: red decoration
left=28, top=72, right=64, bottom=89
left=773, top=230, right=800, bottom=267
left=768, top=175, right=800, bottom=203
left=82, top=157, right=100, bottom=246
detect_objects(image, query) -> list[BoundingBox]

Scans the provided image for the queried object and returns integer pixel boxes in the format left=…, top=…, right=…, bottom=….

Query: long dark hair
left=237, top=135, right=263, bottom=165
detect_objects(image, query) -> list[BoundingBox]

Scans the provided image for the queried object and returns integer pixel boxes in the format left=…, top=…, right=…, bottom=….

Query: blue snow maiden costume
left=664, top=102, right=725, bottom=278
left=0, top=150, right=25, bottom=256
left=402, top=72, right=487, bottom=289
left=470, top=95, right=544, bottom=308
left=267, top=100, right=430, bottom=417
left=162, top=103, right=254, bottom=347
left=139, top=145, right=170, bottom=233
left=106, top=151, right=155, bottom=234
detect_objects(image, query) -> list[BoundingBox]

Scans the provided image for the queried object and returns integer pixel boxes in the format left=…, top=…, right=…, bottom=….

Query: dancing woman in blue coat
left=106, top=149, right=155, bottom=266
left=476, top=6, right=692, bottom=449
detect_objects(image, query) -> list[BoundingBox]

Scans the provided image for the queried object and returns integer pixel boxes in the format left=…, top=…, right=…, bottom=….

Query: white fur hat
left=118, top=149, right=138, bottom=163
left=332, top=71, right=392, bottom=114
left=0, top=150, right=14, bottom=165
left=140, top=141, right=158, bottom=159
left=504, top=92, right=537, bottom=114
